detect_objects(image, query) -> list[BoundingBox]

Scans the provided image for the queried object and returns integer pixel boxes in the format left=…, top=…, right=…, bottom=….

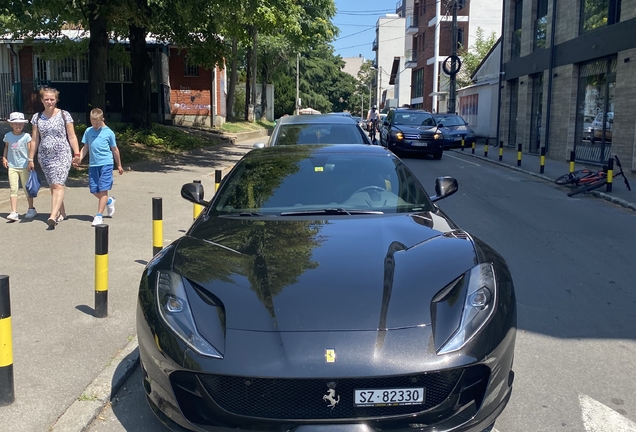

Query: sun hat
left=8, top=112, right=29, bottom=123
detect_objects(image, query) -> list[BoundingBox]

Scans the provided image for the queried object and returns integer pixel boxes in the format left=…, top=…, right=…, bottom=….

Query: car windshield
left=393, top=112, right=436, bottom=127
left=213, top=150, right=435, bottom=215
left=433, top=115, right=465, bottom=126
left=274, top=123, right=367, bottom=145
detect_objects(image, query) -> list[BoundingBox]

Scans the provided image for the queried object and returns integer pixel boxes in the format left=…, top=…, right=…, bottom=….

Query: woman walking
left=28, top=87, right=81, bottom=228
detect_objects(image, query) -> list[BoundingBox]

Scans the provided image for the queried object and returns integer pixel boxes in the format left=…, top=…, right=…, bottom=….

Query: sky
left=331, top=0, right=397, bottom=61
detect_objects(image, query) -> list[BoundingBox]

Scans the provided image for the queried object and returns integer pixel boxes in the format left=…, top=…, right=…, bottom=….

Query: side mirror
left=437, top=123, right=444, bottom=127
left=253, top=142, right=266, bottom=149
left=181, top=182, right=209, bottom=206
left=430, top=176, right=458, bottom=202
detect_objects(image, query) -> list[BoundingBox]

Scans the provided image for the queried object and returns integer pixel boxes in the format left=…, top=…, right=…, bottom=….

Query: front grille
left=181, top=370, right=463, bottom=420
left=403, top=134, right=431, bottom=140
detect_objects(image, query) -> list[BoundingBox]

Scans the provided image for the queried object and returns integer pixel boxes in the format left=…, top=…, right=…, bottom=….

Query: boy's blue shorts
left=88, top=165, right=114, bottom=193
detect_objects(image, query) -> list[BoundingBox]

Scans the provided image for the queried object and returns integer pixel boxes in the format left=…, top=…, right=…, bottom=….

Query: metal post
left=461, top=138, right=465, bottom=151
left=569, top=150, right=576, bottom=173
left=0, top=275, right=14, bottom=406
left=540, top=147, right=546, bottom=174
left=295, top=53, right=300, bottom=115
left=499, top=141, right=504, bottom=161
left=447, top=0, right=459, bottom=114
left=94, top=224, right=108, bottom=318
left=484, top=138, right=489, bottom=157
left=606, top=156, right=614, bottom=192
left=193, top=180, right=203, bottom=220
left=471, top=141, right=475, bottom=154
left=215, top=170, right=222, bottom=192
left=517, top=143, right=522, bottom=166
left=152, top=197, right=163, bottom=256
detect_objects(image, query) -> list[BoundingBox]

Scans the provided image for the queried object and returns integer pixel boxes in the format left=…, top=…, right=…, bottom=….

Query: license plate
left=411, top=142, right=428, bottom=147
left=354, top=388, right=425, bottom=407
left=454, top=136, right=463, bottom=141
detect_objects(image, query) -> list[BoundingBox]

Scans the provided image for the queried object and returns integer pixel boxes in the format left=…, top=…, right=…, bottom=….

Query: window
left=512, top=0, right=523, bottom=59
left=33, top=55, right=132, bottom=83
left=582, top=0, right=621, bottom=33
left=534, top=0, right=548, bottom=49
left=185, top=64, right=199, bottom=77
left=458, top=28, right=464, bottom=50
left=412, top=68, right=424, bottom=98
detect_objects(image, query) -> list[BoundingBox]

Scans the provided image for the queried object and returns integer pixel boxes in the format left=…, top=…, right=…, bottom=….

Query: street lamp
left=370, top=65, right=381, bottom=109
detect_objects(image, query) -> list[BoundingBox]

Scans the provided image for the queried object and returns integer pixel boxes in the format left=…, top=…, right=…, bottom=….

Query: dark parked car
left=256, top=114, right=371, bottom=147
left=379, top=108, right=444, bottom=159
left=432, top=114, right=476, bottom=149
left=137, top=144, right=517, bottom=432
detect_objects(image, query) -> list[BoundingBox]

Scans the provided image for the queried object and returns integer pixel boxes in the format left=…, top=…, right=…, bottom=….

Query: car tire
left=433, top=150, right=443, bottom=160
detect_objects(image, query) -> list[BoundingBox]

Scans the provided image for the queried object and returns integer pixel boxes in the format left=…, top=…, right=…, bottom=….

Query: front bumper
left=387, top=138, right=443, bottom=154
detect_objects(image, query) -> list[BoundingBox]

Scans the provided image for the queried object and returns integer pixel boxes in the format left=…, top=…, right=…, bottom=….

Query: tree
left=457, top=27, right=498, bottom=88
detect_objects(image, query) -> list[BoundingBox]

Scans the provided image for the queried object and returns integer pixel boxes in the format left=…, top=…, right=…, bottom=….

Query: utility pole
left=295, top=53, right=300, bottom=115
left=447, top=0, right=459, bottom=114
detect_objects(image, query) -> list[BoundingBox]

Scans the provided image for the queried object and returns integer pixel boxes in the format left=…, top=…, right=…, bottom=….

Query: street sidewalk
left=451, top=141, right=636, bottom=212
left=1, top=132, right=634, bottom=432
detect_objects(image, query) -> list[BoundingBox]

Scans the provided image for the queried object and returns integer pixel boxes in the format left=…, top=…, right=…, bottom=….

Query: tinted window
left=213, top=153, right=434, bottom=214
left=274, top=124, right=367, bottom=145
left=392, top=112, right=436, bottom=127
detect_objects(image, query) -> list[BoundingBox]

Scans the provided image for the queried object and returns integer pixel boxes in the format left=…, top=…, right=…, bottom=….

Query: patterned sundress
left=31, top=110, right=74, bottom=186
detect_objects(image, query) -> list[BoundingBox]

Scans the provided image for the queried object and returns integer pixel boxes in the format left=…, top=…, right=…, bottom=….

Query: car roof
left=246, top=143, right=393, bottom=160
left=277, top=114, right=358, bottom=125
left=391, top=108, right=432, bottom=114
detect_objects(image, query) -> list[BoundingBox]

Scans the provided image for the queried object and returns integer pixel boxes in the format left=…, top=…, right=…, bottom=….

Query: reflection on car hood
left=172, top=214, right=477, bottom=333
left=394, top=125, right=437, bottom=134
left=438, top=125, right=471, bottom=135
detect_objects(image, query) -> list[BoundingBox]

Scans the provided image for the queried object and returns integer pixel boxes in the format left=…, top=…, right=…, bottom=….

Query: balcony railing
left=405, top=49, right=417, bottom=68
left=372, top=38, right=378, bottom=51
left=406, top=15, right=419, bottom=33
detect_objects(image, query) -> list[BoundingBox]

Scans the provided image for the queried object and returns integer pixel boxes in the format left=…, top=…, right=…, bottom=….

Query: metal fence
left=0, top=73, right=14, bottom=120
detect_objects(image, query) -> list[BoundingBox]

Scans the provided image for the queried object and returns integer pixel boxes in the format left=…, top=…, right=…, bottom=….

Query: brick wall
left=169, top=48, right=213, bottom=126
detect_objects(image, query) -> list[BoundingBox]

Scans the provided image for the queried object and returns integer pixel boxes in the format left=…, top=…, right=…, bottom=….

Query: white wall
left=468, top=0, right=503, bottom=47
left=376, top=15, right=405, bottom=108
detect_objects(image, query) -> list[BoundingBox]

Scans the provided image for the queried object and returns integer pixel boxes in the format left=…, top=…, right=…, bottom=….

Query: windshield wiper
left=280, top=208, right=384, bottom=216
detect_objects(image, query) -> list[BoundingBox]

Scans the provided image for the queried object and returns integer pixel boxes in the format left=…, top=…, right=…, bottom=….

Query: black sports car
left=137, top=144, right=517, bottom=432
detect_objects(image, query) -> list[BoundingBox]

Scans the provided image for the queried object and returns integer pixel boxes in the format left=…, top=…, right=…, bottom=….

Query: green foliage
left=457, top=27, right=499, bottom=88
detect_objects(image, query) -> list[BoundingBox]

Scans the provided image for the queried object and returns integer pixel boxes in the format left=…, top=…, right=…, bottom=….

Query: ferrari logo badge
left=325, top=349, right=336, bottom=363
left=323, top=388, right=340, bottom=409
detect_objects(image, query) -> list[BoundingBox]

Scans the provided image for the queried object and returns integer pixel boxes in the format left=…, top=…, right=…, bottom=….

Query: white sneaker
left=25, top=208, right=37, bottom=219
left=7, top=212, right=19, bottom=221
left=91, top=215, right=104, bottom=226
left=106, top=197, right=116, bottom=217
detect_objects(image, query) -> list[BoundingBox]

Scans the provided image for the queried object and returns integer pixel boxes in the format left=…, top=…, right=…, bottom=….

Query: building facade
left=0, top=32, right=226, bottom=127
left=395, top=0, right=501, bottom=113
left=499, top=0, right=636, bottom=169
left=372, top=14, right=407, bottom=110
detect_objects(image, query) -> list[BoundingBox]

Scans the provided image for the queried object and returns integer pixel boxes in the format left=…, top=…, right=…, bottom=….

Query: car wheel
left=433, top=150, right=443, bottom=160
left=480, top=423, right=495, bottom=432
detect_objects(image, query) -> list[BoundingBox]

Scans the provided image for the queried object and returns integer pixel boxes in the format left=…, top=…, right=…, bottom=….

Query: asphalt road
left=86, top=148, right=636, bottom=432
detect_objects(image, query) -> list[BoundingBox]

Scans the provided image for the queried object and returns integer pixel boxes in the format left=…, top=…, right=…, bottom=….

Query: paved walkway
left=0, top=129, right=634, bottom=432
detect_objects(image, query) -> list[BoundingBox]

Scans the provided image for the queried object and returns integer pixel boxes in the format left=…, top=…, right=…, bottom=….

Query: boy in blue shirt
left=76, top=108, right=123, bottom=226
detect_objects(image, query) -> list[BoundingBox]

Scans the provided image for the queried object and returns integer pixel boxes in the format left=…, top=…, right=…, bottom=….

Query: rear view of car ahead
left=255, top=114, right=371, bottom=147
left=137, top=144, right=517, bottom=432
left=379, top=108, right=445, bottom=159
left=433, top=114, right=476, bottom=149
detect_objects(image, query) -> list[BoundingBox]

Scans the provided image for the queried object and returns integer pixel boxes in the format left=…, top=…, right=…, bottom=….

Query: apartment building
left=372, top=14, right=407, bottom=110
left=499, top=0, right=636, bottom=168
left=392, top=0, right=501, bottom=113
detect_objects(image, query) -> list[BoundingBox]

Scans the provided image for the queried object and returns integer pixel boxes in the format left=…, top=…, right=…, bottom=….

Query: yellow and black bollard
left=499, top=141, right=504, bottom=161
left=152, top=197, right=163, bottom=256
left=215, top=170, right=222, bottom=192
left=94, top=224, right=108, bottom=318
left=193, top=180, right=203, bottom=220
left=517, top=144, right=522, bottom=167
left=0, top=275, right=14, bottom=406
left=606, top=156, right=614, bottom=192
left=461, top=138, right=465, bottom=151
left=540, top=147, right=546, bottom=174
left=471, top=140, right=475, bottom=154
left=484, top=138, right=489, bottom=158
left=569, top=150, right=576, bottom=173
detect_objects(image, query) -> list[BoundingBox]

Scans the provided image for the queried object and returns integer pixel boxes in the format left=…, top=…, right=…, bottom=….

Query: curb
left=50, top=337, right=140, bottom=432
left=223, top=128, right=269, bottom=143
left=454, top=149, right=636, bottom=213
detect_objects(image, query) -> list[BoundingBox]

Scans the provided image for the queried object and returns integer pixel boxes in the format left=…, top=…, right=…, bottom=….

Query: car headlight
left=434, top=132, right=442, bottom=140
left=156, top=271, right=223, bottom=358
left=433, top=263, right=497, bottom=355
left=391, top=131, right=404, bottom=140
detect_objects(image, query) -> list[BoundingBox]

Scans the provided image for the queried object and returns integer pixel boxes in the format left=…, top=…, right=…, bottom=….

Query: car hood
left=393, top=125, right=438, bottom=135
left=438, top=125, right=472, bottom=135
left=172, top=214, right=477, bottom=333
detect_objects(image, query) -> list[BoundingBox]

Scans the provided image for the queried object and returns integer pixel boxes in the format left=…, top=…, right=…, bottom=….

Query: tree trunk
left=226, top=38, right=238, bottom=119
left=87, top=0, right=108, bottom=124
left=129, top=23, right=152, bottom=129
left=245, top=45, right=251, bottom=121
left=260, top=63, right=268, bottom=121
